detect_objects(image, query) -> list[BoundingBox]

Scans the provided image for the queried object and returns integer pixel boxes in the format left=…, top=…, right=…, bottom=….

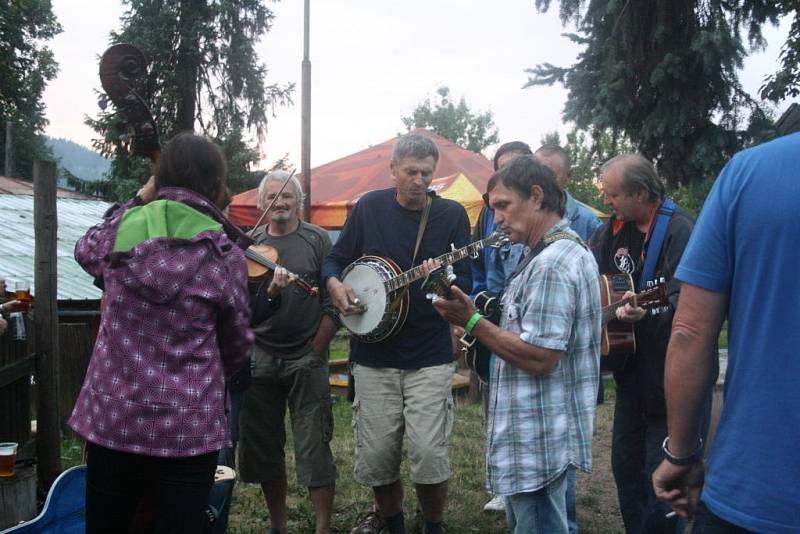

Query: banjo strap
left=410, top=193, right=434, bottom=267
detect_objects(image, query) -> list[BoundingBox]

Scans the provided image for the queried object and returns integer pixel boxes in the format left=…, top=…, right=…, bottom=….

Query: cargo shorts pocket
left=321, top=396, right=334, bottom=443
left=351, top=398, right=362, bottom=447
left=439, top=397, right=454, bottom=446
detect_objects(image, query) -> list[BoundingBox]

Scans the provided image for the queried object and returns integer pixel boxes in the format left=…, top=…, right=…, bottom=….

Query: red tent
left=228, top=129, right=494, bottom=229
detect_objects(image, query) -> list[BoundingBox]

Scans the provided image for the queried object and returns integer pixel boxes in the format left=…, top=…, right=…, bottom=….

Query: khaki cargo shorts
left=351, top=362, right=455, bottom=487
left=238, top=346, right=337, bottom=487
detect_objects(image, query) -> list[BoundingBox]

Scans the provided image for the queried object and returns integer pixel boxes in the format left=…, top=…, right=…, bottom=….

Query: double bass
left=99, top=44, right=317, bottom=297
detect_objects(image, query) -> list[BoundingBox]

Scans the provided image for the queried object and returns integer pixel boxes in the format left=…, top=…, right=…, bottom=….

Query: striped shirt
left=486, top=220, right=601, bottom=496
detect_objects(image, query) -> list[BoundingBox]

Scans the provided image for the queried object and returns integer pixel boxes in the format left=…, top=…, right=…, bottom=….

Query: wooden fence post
left=33, top=160, right=61, bottom=491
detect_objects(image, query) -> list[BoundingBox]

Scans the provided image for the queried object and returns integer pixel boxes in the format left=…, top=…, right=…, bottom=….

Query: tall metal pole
left=301, top=0, right=312, bottom=221
left=4, top=121, right=13, bottom=177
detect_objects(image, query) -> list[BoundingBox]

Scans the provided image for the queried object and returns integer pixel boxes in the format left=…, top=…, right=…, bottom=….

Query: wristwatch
left=662, top=436, right=703, bottom=466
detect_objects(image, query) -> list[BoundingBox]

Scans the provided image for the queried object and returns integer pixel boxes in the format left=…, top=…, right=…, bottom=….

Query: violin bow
left=247, top=169, right=297, bottom=238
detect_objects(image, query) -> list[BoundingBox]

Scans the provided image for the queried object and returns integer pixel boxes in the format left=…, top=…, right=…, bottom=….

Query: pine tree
left=402, top=87, right=500, bottom=155
left=0, top=1, right=62, bottom=178
left=527, top=1, right=783, bottom=186
left=87, top=0, right=293, bottom=200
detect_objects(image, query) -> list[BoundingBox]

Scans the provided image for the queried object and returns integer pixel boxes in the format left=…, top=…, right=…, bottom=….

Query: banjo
left=339, top=231, right=508, bottom=342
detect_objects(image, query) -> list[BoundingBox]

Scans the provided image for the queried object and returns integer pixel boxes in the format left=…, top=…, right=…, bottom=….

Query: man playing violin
left=322, top=133, right=471, bottom=534
left=238, top=170, right=338, bottom=534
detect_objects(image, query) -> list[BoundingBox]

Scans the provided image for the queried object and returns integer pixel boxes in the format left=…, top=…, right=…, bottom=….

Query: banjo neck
left=384, top=235, right=499, bottom=293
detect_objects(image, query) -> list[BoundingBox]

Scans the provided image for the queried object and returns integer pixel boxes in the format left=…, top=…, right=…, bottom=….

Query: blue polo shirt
left=675, top=132, right=800, bottom=532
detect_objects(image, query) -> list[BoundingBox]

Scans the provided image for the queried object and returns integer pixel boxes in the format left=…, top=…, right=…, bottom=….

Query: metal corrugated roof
left=0, top=194, right=111, bottom=300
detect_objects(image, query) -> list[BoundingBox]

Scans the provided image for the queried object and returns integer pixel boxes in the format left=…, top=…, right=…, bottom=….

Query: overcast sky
left=42, top=0, right=796, bottom=170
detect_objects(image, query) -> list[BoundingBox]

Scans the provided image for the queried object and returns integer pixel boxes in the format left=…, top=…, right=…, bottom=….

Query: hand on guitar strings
left=431, top=285, right=477, bottom=329
left=615, top=290, right=647, bottom=323
left=326, top=277, right=366, bottom=316
left=419, top=257, right=442, bottom=278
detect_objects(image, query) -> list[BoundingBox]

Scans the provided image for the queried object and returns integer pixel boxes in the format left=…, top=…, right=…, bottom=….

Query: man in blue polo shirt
left=652, top=132, right=800, bottom=532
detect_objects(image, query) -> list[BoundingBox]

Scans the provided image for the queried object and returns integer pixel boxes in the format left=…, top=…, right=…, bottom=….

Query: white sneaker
left=483, top=494, right=506, bottom=512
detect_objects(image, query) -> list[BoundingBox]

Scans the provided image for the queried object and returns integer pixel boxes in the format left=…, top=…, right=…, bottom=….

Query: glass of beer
left=0, top=442, right=18, bottom=477
left=14, top=280, right=31, bottom=313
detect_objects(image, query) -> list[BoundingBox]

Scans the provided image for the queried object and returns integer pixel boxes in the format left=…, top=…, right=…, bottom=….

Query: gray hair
left=257, top=170, right=305, bottom=210
left=601, top=153, right=665, bottom=202
left=391, top=133, right=439, bottom=163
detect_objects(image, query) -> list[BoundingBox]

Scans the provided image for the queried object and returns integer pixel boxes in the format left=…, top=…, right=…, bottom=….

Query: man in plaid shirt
left=433, top=156, right=601, bottom=533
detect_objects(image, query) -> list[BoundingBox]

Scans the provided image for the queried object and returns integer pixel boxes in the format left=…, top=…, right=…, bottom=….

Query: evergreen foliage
left=87, top=0, right=293, bottom=201
left=540, top=129, right=632, bottom=211
left=402, top=86, right=500, bottom=155
left=526, top=1, right=783, bottom=186
left=543, top=128, right=715, bottom=215
left=0, top=0, right=61, bottom=178
left=760, top=1, right=800, bottom=102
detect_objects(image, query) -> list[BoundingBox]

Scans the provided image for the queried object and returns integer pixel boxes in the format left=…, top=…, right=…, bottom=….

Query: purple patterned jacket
left=68, top=187, right=254, bottom=457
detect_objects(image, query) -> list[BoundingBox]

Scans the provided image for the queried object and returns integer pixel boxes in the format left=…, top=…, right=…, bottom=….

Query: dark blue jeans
left=611, top=368, right=714, bottom=534
left=208, top=388, right=244, bottom=534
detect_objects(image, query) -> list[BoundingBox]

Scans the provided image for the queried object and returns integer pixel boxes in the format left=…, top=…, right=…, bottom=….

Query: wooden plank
left=58, top=323, right=93, bottom=430
left=0, top=466, right=36, bottom=529
left=33, top=159, right=62, bottom=491
left=0, top=355, right=34, bottom=389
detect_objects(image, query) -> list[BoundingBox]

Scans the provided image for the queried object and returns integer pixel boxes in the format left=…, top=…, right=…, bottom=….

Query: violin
left=245, top=244, right=319, bottom=297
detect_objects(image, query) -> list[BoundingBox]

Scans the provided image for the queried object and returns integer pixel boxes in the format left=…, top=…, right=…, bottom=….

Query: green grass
left=61, top=376, right=624, bottom=533
left=227, top=380, right=623, bottom=533
left=718, top=321, right=728, bottom=350
left=329, top=334, right=350, bottom=362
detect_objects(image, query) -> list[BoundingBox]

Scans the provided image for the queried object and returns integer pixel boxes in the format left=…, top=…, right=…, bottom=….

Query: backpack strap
left=638, top=198, right=676, bottom=290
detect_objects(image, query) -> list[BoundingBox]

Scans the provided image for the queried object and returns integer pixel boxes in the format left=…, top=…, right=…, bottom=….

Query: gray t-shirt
left=250, top=221, right=333, bottom=357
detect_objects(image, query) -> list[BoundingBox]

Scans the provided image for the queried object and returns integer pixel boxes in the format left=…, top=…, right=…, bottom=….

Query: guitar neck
left=385, top=238, right=493, bottom=292
left=602, top=295, right=635, bottom=325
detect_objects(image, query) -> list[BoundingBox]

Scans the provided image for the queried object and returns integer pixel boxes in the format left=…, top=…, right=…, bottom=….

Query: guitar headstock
left=422, top=265, right=456, bottom=300
left=637, top=277, right=669, bottom=315
left=486, top=231, right=509, bottom=249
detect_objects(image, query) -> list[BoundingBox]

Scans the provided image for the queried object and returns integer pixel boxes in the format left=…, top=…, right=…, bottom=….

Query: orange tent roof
left=228, top=129, right=494, bottom=229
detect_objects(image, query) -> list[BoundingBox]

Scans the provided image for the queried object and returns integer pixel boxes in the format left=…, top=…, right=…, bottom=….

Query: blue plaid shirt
left=486, top=220, right=601, bottom=495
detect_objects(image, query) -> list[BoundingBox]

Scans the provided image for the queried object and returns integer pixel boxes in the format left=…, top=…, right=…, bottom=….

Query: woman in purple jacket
left=69, top=133, right=254, bottom=533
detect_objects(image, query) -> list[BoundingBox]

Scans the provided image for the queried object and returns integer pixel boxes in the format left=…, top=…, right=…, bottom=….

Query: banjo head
left=340, top=263, right=389, bottom=335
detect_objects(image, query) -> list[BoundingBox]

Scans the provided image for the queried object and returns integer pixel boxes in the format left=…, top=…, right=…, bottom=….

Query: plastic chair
left=2, top=465, right=86, bottom=533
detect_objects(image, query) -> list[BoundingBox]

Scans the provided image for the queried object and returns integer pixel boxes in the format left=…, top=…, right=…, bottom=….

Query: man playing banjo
left=322, top=133, right=471, bottom=534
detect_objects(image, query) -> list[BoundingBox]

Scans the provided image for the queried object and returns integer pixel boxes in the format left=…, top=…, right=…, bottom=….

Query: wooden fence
left=0, top=315, right=33, bottom=457
left=0, top=306, right=99, bottom=452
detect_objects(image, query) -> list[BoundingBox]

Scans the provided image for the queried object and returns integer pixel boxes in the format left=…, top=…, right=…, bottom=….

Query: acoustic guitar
left=600, top=273, right=668, bottom=371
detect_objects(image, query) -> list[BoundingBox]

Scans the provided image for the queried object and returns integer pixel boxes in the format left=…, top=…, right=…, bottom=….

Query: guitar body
left=599, top=273, right=636, bottom=357
left=339, top=256, right=409, bottom=343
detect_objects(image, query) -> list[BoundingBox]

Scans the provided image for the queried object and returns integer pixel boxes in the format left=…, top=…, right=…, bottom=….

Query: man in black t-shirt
left=589, top=154, right=697, bottom=534
left=323, top=133, right=471, bottom=534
